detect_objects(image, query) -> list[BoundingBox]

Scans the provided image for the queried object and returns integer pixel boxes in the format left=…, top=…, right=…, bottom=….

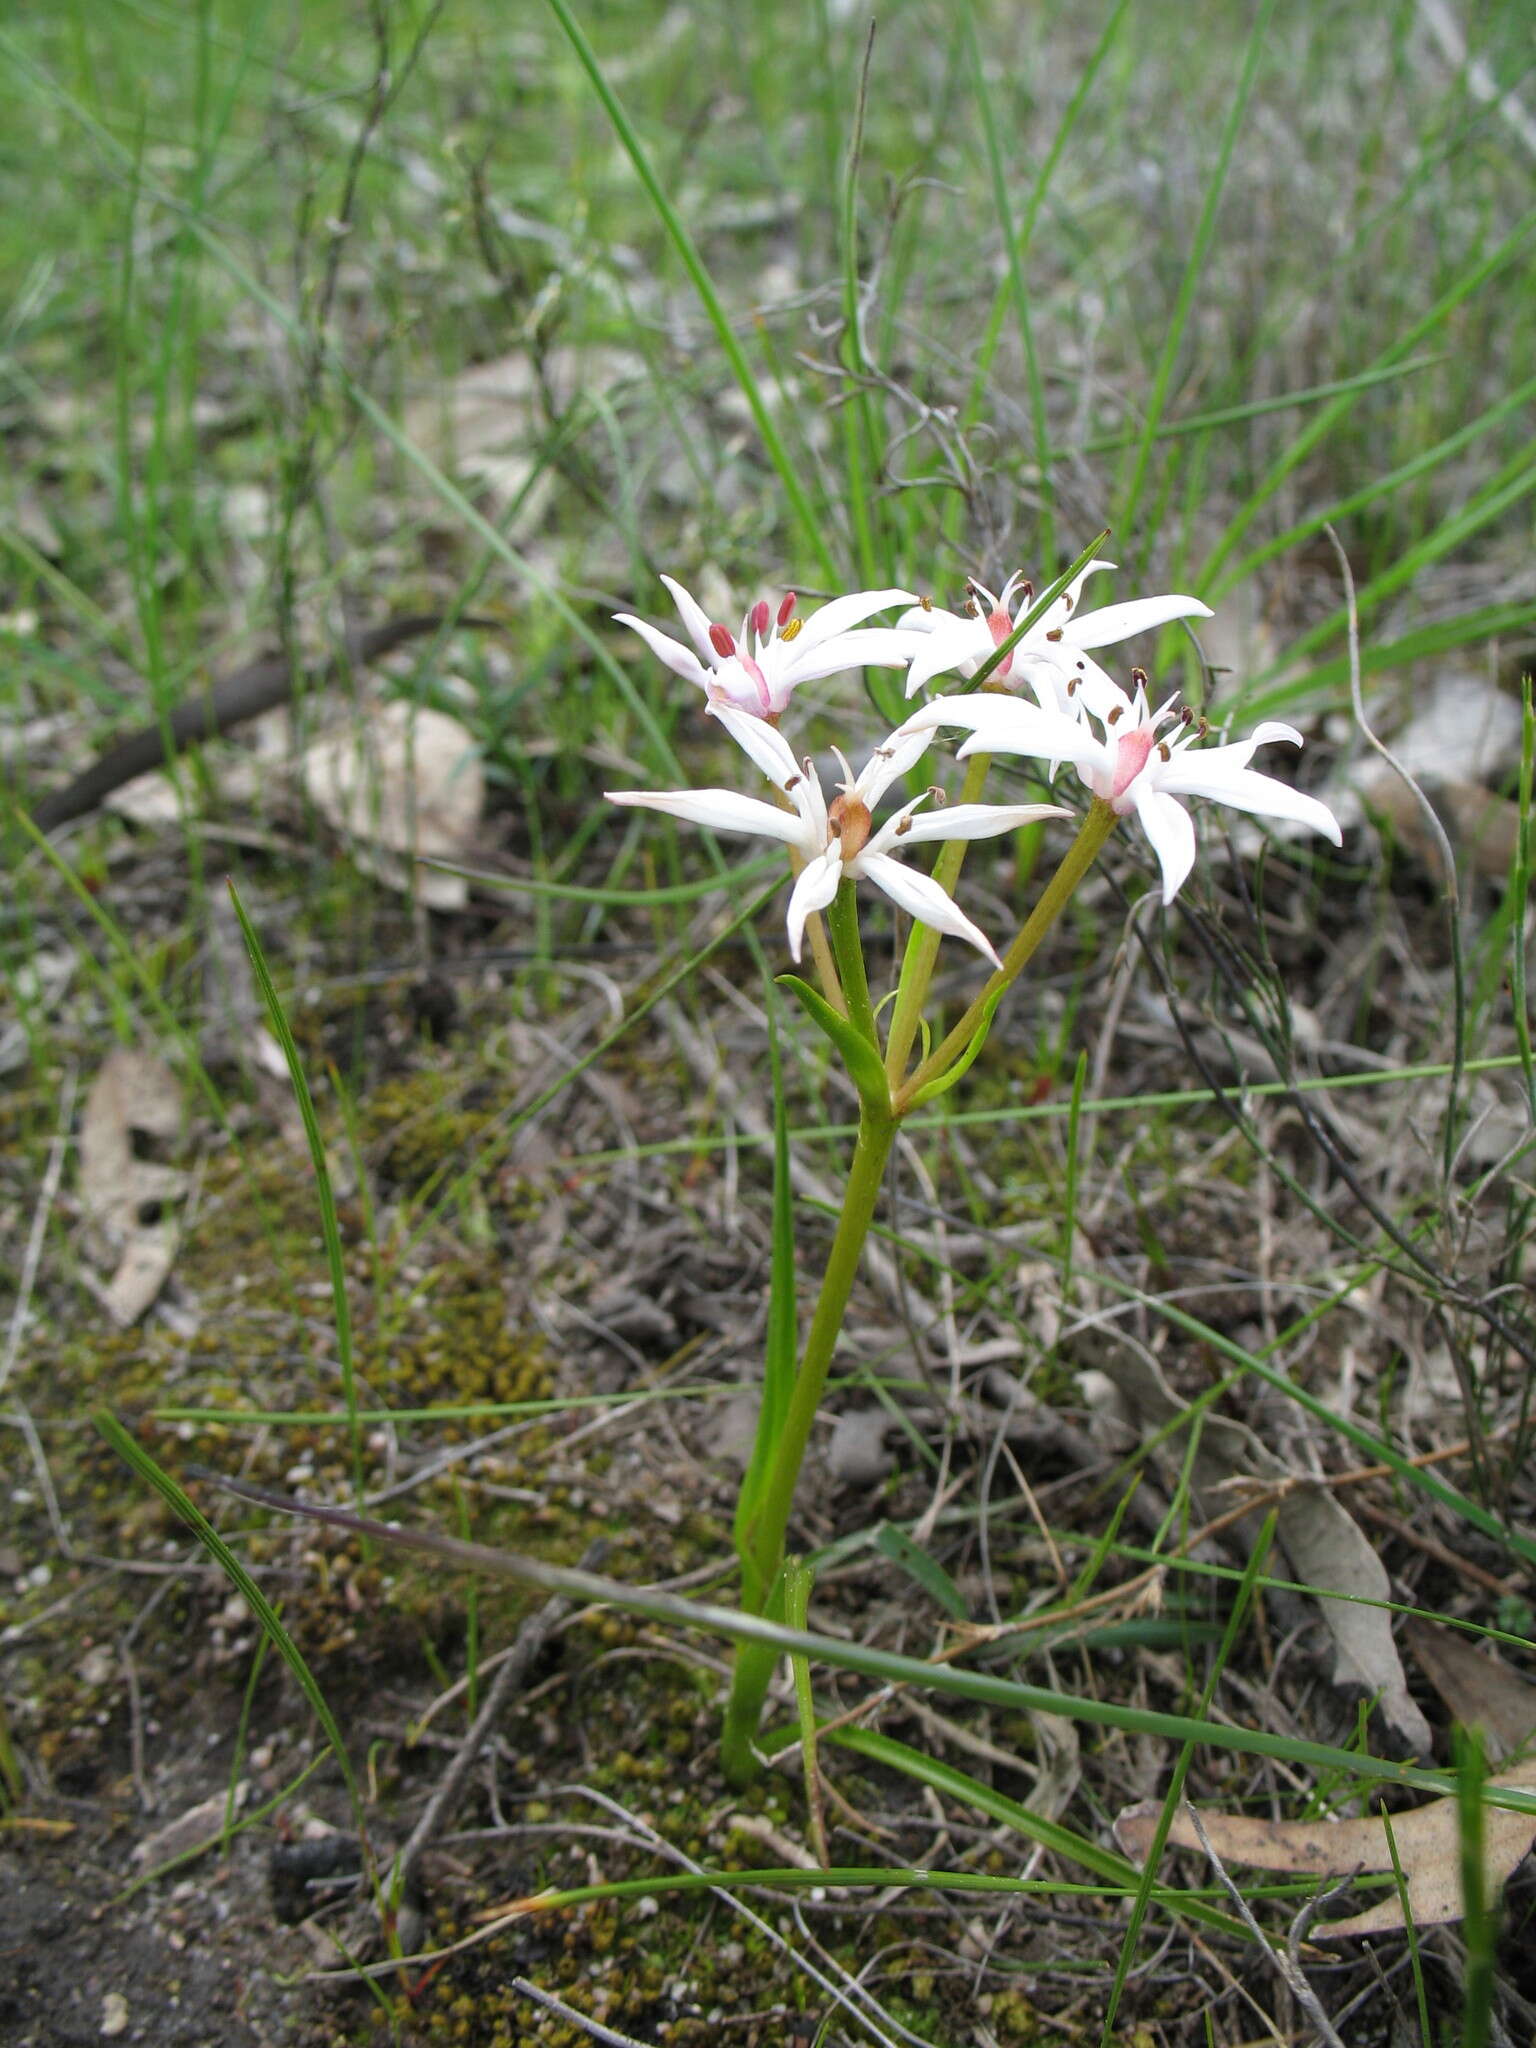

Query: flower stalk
left=723, top=1095, right=899, bottom=1785
left=896, top=799, right=1119, bottom=1113
left=883, top=751, right=993, bottom=1085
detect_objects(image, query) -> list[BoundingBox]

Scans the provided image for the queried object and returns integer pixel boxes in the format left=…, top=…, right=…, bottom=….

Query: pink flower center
left=1110, top=726, right=1156, bottom=804
left=985, top=607, right=1015, bottom=679
left=740, top=653, right=771, bottom=713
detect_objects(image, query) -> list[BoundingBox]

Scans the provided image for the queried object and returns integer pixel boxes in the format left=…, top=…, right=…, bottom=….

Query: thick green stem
left=722, top=1102, right=898, bottom=1783
left=894, top=800, right=1118, bottom=1114
left=883, top=752, right=993, bottom=1085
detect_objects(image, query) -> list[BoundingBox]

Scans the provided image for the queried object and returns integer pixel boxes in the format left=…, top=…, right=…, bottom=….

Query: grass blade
left=539, top=0, right=837, bottom=584
left=1116, top=0, right=1275, bottom=541
left=226, top=880, right=365, bottom=1502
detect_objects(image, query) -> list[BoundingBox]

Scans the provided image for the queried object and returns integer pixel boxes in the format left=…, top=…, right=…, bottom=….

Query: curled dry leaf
left=1405, top=1618, right=1536, bottom=1764
left=1115, top=1761, right=1536, bottom=1938
left=300, top=702, right=484, bottom=910
left=1084, top=1349, right=1432, bottom=1755
left=78, top=1047, right=187, bottom=1327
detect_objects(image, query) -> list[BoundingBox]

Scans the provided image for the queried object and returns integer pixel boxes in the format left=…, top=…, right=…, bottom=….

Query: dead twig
left=509, top=1977, right=659, bottom=2048
left=1185, top=1802, right=1348, bottom=2048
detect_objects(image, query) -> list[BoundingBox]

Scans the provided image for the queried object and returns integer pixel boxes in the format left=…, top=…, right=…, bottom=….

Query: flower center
left=984, top=607, right=1016, bottom=679
left=1109, top=726, right=1156, bottom=805
left=827, top=792, right=872, bottom=860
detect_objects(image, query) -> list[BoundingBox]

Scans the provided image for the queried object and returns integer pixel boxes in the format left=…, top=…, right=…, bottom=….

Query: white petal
left=891, top=696, right=964, bottom=738
left=782, top=626, right=928, bottom=683
left=947, top=700, right=1104, bottom=775
left=877, top=801, right=1070, bottom=851
left=894, top=604, right=947, bottom=635
left=1037, top=559, right=1116, bottom=634
left=857, top=852, right=1001, bottom=966
left=794, top=587, right=916, bottom=652
left=1060, top=594, right=1213, bottom=650
left=904, top=620, right=991, bottom=695
left=606, top=787, right=812, bottom=847
left=658, top=574, right=719, bottom=666
left=854, top=723, right=935, bottom=808
left=708, top=655, right=776, bottom=716
left=711, top=703, right=803, bottom=789
left=1131, top=784, right=1198, bottom=903
left=1248, top=720, right=1305, bottom=748
left=614, top=614, right=711, bottom=689
left=785, top=848, right=843, bottom=960
left=1155, top=761, right=1343, bottom=843
left=1015, top=649, right=1122, bottom=720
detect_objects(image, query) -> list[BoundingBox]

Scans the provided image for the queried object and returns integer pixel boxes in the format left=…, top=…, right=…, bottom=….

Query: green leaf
left=94, top=1414, right=366, bottom=1828
left=777, top=974, right=891, bottom=1116
left=874, top=1524, right=969, bottom=1621
left=227, top=883, right=365, bottom=1504
left=904, top=985, right=1004, bottom=1110
left=823, top=1727, right=1245, bottom=1939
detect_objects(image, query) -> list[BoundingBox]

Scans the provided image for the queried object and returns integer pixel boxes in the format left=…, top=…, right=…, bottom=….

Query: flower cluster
left=607, top=565, right=1340, bottom=960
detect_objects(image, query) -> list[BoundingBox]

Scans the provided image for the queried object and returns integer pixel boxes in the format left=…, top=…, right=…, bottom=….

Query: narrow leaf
left=905, top=986, right=1004, bottom=1110
left=875, top=1523, right=969, bottom=1621
left=777, top=973, right=892, bottom=1116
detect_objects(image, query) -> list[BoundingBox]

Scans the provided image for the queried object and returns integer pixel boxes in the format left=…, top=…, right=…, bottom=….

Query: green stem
left=722, top=1102, right=899, bottom=1784
left=826, top=877, right=878, bottom=1048
left=894, top=800, right=1118, bottom=1115
left=884, top=752, right=992, bottom=1084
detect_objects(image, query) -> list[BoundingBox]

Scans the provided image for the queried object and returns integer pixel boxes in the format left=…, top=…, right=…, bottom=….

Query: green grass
left=3, top=3, right=1535, bottom=2042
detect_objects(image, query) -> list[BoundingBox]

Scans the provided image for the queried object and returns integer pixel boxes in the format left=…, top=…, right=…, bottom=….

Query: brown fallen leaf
left=1115, top=1761, right=1536, bottom=1937
left=299, top=701, right=485, bottom=910
left=78, top=1048, right=187, bottom=1326
left=1082, top=1349, right=1432, bottom=1755
left=1363, top=772, right=1526, bottom=884
left=1406, top=1617, right=1536, bottom=1764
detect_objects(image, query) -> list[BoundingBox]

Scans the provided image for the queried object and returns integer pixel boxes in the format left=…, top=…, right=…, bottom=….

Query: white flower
left=901, top=670, right=1342, bottom=906
left=606, top=706, right=1067, bottom=965
left=897, top=560, right=1213, bottom=713
left=615, top=574, right=918, bottom=721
